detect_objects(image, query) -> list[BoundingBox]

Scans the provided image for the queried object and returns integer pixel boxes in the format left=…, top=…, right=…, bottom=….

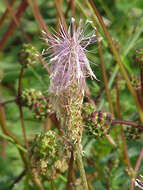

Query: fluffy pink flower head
left=44, top=18, right=97, bottom=95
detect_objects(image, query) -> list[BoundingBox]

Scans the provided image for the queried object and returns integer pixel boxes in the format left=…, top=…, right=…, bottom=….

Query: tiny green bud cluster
left=21, top=88, right=43, bottom=107
left=29, top=130, right=70, bottom=180
left=21, top=88, right=52, bottom=119
left=19, top=44, right=40, bottom=68
left=131, top=75, right=141, bottom=90
left=82, top=102, right=95, bottom=118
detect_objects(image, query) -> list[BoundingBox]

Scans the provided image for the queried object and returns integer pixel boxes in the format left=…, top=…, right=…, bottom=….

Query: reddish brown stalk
left=95, top=28, right=114, bottom=115
left=65, top=0, right=71, bottom=18
left=111, top=119, right=142, bottom=128
left=0, top=0, right=28, bottom=51
left=71, top=0, right=76, bottom=18
left=0, top=0, right=16, bottom=29
left=54, top=0, right=68, bottom=32
left=26, top=0, right=50, bottom=36
left=65, top=0, right=75, bottom=19
left=4, top=0, right=31, bottom=43
left=115, top=78, right=132, bottom=169
left=17, top=67, right=28, bottom=149
left=135, top=88, right=143, bottom=108
left=66, top=151, right=74, bottom=190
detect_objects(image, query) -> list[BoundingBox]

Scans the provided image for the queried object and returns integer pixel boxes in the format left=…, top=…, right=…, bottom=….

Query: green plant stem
left=0, top=94, right=27, bottom=166
left=75, top=143, right=89, bottom=190
left=88, top=0, right=143, bottom=123
left=51, top=180, right=57, bottom=190
left=31, top=169, right=45, bottom=190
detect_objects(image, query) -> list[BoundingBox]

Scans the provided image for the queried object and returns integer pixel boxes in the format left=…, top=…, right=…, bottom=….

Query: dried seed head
left=19, top=44, right=41, bottom=68
left=44, top=19, right=97, bottom=96
left=43, top=19, right=98, bottom=144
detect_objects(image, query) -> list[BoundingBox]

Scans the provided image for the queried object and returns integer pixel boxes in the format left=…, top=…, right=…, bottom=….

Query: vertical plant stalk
left=0, top=0, right=28, bottom=51
left=31, top=169, right=46, bottom=190
left=65, top=0, right=75, bottom=19
left=17, top=67, right=28, bottom=149
left=66, top=151, right=74, bottom=190
left=54, top=0, right=67, bottom=31
left=71, top=0, right=76, bottom=18
left=75, top=143, right=89, bottom=190
left=115, top=78, right=132, bottom=169
left=88, top=0, right=143, bottom=123
left=51, top=180, right=57, bottom=190
left=45, top=20, right=97, bottom=190
left=26, top=0, right=50, bottom=36
left=95, top=27, right=114, bottom=115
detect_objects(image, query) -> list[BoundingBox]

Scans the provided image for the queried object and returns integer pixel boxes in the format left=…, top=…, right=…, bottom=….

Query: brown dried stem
left=95, top=27, right=114, bottom=115
left=115, top=79, right=132, bottom=169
